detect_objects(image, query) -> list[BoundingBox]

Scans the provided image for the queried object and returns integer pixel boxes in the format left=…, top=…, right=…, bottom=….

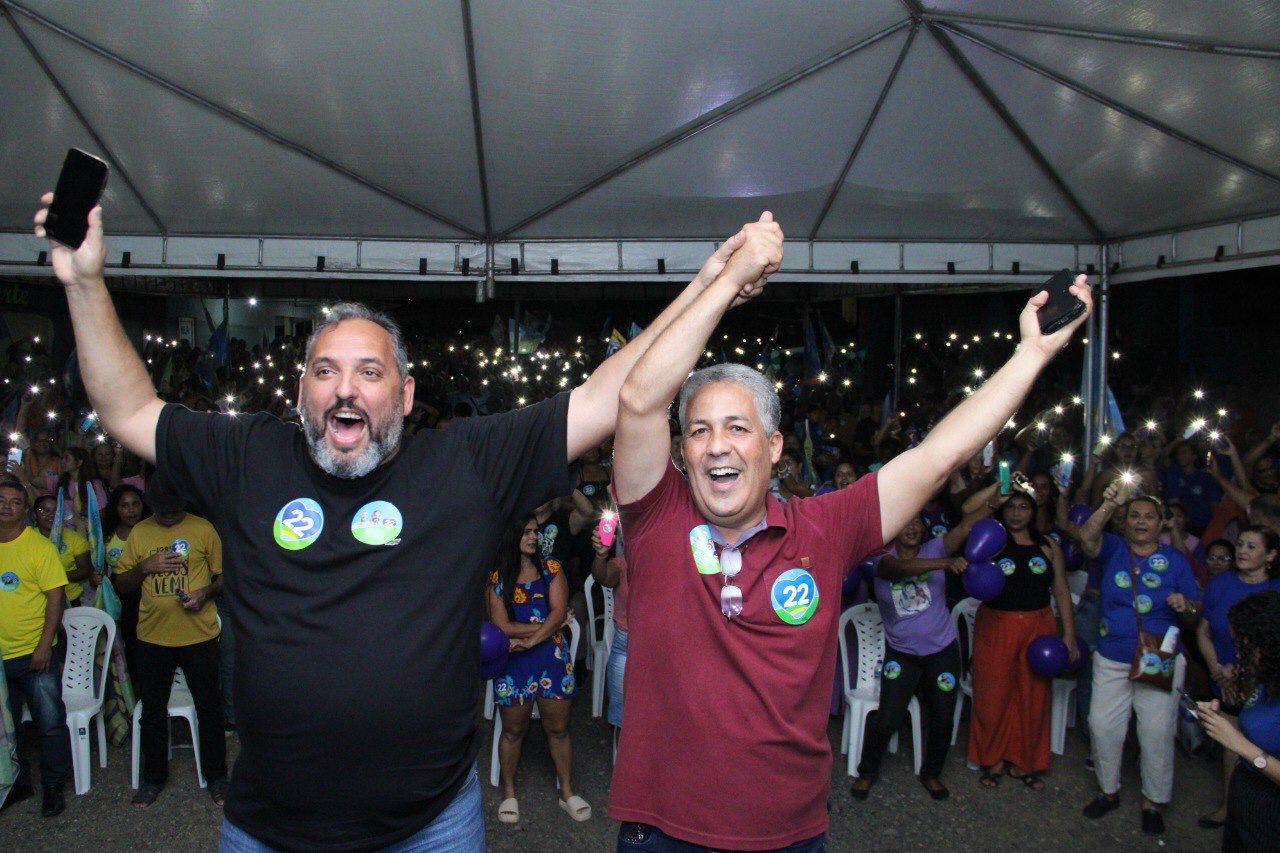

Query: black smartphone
left=1178, top=690, right=1199, bottom=721
left=45, top=149, right=109, bottom=249
left=1036, top=268, right=1087, bottom=335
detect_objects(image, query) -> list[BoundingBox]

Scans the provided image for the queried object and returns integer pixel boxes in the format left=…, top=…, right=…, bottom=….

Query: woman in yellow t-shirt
left=103, top=484, right=149, bottom=667
left=32, top=494, right=92, bottom=606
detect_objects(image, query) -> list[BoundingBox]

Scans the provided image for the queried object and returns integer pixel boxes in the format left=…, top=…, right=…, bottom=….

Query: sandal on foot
left=920, top=777, right=950, bottom=800
left=131, top=783, right=163, bottom=807
left=559, top=794, right=592, bottom=822
left=209, top=777, right=229, bottom=807
left=849, top=778, right=874, bottom=800
left=1008, top=769, right=1045, bottom=791
left=979, top=770, right=1002, bottom=788
left=497, top=797, right=519, bottom=823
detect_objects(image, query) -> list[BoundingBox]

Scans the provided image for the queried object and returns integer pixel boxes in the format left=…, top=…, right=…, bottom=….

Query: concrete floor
left=3, top=691, right=1224, bottom=852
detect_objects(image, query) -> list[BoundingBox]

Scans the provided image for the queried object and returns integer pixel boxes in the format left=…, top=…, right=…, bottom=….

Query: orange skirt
left=966, top=606, right=1055, bottom=773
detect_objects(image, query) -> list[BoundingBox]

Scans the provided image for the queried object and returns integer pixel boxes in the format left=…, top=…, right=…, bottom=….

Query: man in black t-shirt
left=34, top=194, right=772, bottom=851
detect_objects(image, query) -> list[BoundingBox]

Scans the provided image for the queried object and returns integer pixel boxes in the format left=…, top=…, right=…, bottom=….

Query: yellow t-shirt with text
left=0, top=528, right=68, bottom=660
left=117, top=514, right=222, bottom=647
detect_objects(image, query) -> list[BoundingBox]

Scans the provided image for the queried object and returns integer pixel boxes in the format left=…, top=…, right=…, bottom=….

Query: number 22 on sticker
left=771, top=568, right=820, bottom=625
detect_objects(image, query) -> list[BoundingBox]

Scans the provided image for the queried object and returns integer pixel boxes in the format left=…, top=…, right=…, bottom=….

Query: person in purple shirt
left=1077, top=481, right=1203, bottom=836
left=1193, top=525, right=1280, bottom=828
left=851, top=504, right=991, bottom=802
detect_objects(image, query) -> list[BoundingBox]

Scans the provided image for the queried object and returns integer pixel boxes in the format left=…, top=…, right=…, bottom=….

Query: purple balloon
left=1027, top=634, right=1070, bottom=678
left=1067, top=503, right=1093, bottom=528
left=964, top=518, right=1008, bottom=563
left=1062, top=640, right=1089, bottom=675
left=962, top=560, right=1006, bottom=601
left=480, top=621, right=507, bottom=662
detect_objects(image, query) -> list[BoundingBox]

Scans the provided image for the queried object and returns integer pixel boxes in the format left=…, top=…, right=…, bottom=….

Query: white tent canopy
left=1, top=0, right=1279, bottom=285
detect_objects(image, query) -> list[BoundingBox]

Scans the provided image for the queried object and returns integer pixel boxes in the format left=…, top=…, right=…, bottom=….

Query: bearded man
left=33, top=193, right=771, bottom=852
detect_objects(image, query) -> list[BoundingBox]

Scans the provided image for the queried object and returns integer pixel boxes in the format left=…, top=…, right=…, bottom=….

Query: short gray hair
left=304, top=302, right=409, bottom=379
left=677, top=363, right=781, bottom=435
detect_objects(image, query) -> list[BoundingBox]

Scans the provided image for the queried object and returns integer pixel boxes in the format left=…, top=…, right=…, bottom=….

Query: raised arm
left=34, top=198, right=163, bottom=463
left=1078, top=479, right=1129, bottom=558
left=566, top=224, right=765, bottom=462
left=875, top=277, right=1093, bottom=543
left=1242, top=422, right=1280, bottom=472
left=613, top=215, right=782, bottom=504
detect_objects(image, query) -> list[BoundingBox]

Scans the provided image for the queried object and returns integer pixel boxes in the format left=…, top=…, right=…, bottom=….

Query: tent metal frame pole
left=922, top=21, right=1104, bottom=240
left=460, top=0, right=493, bottom=238
left=892, top=289, right=903, bottom=411
left=2, top=4, right=166, bottom=235
left=942, top=23, right=1280, bottom=187
left=1081, top=308, right=1095, bottom=476
left=1087, top=248, right=1111, bottom=463
left=922, top=11, right=1280, bottom=60
left=809, top=22, right=918, bottom=240
left=496, top=18, right=912, bottom=239
left=1, top=0, right=483, bottom=239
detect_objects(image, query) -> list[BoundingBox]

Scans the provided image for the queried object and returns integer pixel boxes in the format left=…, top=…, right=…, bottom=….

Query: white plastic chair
left=1066, top=569, right=1088, bottom=598
left=489, top=620, right=581, bottom=787
left=1045, top=593, right=1081, bottom=754
left=583, top=577, right=615, bottom=718
left=837, top=603, right=921, bottom=778
left=131, top=667, right=206, bottom=789
left=61, top=607, right=115, bottom=795
left=949, top=598, right=979, bottom=746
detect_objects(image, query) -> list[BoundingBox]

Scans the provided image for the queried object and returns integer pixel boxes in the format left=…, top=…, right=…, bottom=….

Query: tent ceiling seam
left=0, top=0, right=483, bottom=240
left=2, top=5, right=167, bottom=235
left=921, top=10, right=1280, bottom=60
left=942, top=22, right=1280, bottom=187
left=494, top=17, right=913, bottom=239
left=460, top=0, right=493, bottom=239
left=808, top=22, right=919, bottom=239
left=923, top=21, right=1104, bottom=240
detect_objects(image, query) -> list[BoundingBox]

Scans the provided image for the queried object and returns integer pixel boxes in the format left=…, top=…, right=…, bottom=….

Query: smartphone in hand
left=1036, top=269, right=1087, bottom=335
left=45, top=149, right=109, bottom=249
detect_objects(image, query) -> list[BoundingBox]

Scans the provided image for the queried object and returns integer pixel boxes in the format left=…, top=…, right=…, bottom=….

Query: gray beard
left=301, top=401, right=404, bottom=479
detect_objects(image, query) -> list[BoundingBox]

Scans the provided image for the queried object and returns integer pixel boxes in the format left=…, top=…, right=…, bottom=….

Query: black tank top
left=986, top=537, right=1054, bottom=612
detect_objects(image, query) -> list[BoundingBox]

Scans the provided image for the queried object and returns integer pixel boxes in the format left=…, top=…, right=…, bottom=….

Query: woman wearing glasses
left=1197, top=591, right=1280, bottom=851
left=1194, top=527, right=1280, bottom=829
left=487, top=517, right=589, bottom=825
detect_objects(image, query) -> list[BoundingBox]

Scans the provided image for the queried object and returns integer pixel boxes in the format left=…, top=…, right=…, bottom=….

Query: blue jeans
left=606, top=628, right=628, bottom=727
left=219, top=766, right=483, bottom=852
left=1073, top=593, right=1101, bottom=746
left=3, top=651, right=71, bottom=789
left=618, top=823, right=825, bottom=852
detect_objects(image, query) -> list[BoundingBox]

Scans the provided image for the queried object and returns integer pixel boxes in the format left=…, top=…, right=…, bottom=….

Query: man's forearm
left=40, top=589, right=65, bottom=649
left=65, top=278, right=160, bottom=449
left=619, top=279, right=739, bottom=418
left=916, top=347, right=1051, bottom=484
left=567, top=276, right=716, bottom=458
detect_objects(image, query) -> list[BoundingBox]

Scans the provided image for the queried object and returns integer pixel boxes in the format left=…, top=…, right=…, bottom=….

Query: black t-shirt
left=155, top=394, right=573, bottom=851
left=987, top=538, right=1055, bottom=612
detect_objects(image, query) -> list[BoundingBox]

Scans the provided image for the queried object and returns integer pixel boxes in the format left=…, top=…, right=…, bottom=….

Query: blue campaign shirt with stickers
left=155, top=396, right=574, bottom=853
left=1240, top=688, right=1280, bottom=765
left=1202, top=572, right=1280, bottom=666
left=1095, top=532, right=1201, bottom=664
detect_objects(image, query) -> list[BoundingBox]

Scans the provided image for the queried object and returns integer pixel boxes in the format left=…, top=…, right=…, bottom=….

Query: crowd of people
left=1, top=200, right=1276, bottom=853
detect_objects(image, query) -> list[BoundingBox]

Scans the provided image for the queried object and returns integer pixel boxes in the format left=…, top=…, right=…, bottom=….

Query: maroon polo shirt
left=610, top=463, right=883, bottom=849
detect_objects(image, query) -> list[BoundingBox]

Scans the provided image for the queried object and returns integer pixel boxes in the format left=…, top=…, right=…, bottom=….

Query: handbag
left=1126, top=551, right=1175, bottom=692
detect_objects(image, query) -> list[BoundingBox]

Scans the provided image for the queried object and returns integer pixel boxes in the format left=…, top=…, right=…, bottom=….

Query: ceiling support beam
left=809, top=22, right=918, bottom=239
left=3, top=4, right=166, bottom=235
left=496, top=18, right=913, bottom=239
left=460, top=0, right=493, bottom=238
left=2, top=0, right=483, bottom=239
left=942, top=22, right=1280, bottom=187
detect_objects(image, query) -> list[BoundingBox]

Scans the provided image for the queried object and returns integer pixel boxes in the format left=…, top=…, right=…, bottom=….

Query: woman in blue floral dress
left=488, top=517, right=589, bottom=824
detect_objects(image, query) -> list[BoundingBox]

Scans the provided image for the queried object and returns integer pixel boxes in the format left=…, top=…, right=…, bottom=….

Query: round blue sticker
left=1148, top=554, right=1169, bottom=572
left=936, top=672, right=957, bottom=692
left=274, top=498, right=325, bottom=551
left=352, top=501, right=403, bottom=546
left=1135, top=594, right=1153, bottom=614
left=170, top=539, right=190, bottom=557
left=1028, top=556, right=1048, bottom=575
left=0, top=571, right=18, bottom=593
left=1114, top=571, right=1132, bottom=589
left=1141, top=572, right=1162, bottom=589
left=770, top=568, right=819, bottom=625
left=883, top=660, right=902, bottom=680
left=999, top=558, right=1017, bottom=577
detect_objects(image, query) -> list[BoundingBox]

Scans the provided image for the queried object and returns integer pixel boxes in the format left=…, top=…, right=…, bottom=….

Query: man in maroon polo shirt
left=610, top=213, right=1093, bottom=851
